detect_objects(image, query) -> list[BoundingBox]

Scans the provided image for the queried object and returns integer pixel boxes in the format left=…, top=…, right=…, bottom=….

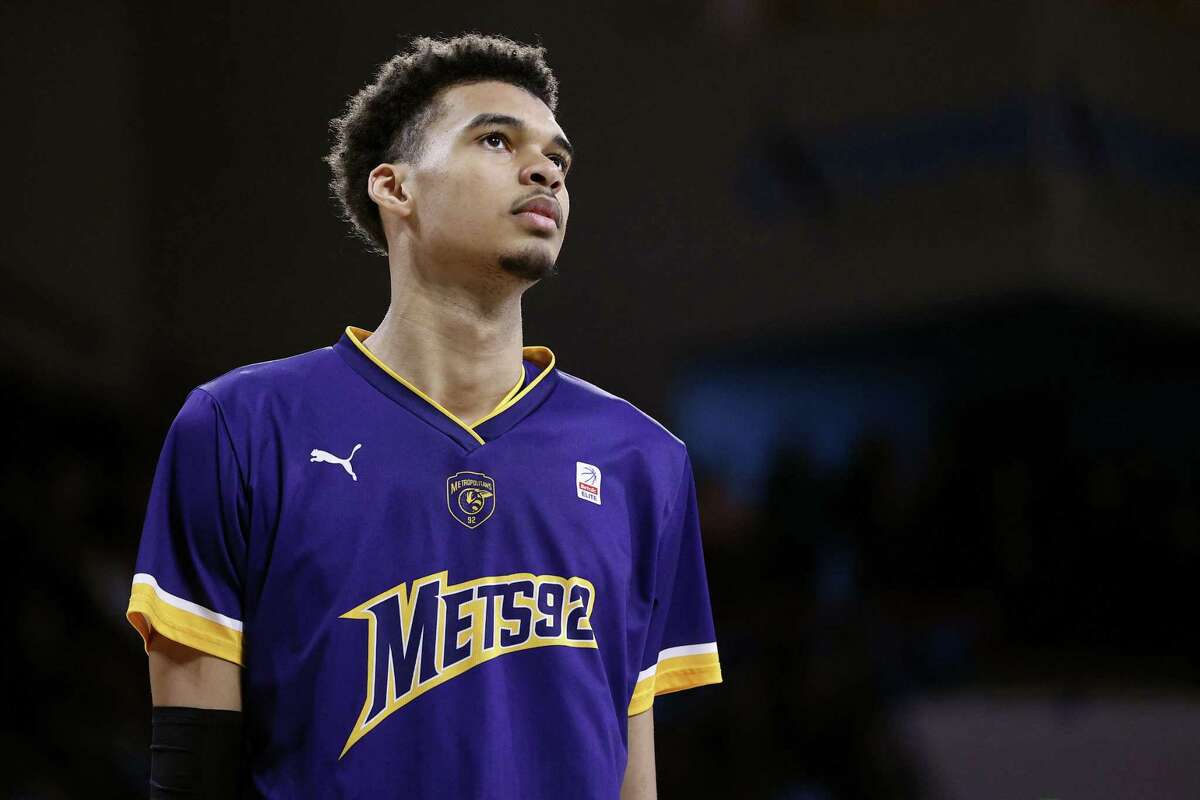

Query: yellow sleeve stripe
left=628, top=649, right=723, bottom=716
left=125, top=575, right=244, bottom=666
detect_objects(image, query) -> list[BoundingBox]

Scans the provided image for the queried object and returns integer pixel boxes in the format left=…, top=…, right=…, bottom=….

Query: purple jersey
left=126, top=326, right=722, bottom=798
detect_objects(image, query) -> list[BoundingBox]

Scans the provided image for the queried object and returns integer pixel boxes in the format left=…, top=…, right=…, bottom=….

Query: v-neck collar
left=332, top=326, right=558, bottom=451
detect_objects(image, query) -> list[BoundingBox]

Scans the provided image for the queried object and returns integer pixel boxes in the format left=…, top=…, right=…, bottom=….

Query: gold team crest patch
left=446, top=471, right=496, bottom=529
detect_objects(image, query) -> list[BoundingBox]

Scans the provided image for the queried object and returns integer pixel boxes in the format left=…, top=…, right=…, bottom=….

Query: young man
left=127, top=33, right=722, bottom=798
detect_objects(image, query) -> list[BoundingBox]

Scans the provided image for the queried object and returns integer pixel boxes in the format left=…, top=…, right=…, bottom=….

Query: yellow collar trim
left=494, top=368, right=525, bottom=407
left=470, top=344, right=555, bottom=428
left=345, top=326, right=556, bottom=443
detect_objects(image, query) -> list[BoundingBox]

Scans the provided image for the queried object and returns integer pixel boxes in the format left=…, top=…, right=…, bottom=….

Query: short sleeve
left=628, top=453, right=723, bottom=715
left=126, top=388, right=248, bottom=666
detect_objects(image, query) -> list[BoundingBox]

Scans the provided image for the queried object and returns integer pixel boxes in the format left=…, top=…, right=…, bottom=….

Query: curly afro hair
left=325, top=33, right=560, bottom=257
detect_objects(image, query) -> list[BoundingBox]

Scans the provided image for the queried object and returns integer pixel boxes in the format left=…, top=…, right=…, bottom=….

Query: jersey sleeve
left=125, top=388, right=248, bottom=666
left=628, top=452, right=723, bottom=715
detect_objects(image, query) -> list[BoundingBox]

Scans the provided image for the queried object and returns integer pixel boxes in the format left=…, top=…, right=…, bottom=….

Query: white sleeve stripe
left=132, top=573, right=244, bottom=632
left=636, top=641, right=719, bottom=683
left=659, top=642, right=718, bottom=660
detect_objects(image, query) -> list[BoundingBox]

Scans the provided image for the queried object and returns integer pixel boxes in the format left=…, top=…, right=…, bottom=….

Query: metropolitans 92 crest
left=446, top=471, right=496, bottom=529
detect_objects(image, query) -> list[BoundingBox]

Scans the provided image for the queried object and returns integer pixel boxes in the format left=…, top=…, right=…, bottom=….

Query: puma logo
left=310, top=444, right=363, bottom=481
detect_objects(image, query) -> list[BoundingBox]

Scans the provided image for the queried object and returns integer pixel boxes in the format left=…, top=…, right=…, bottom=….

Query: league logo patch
left=576, top=462, right=601, bottom=505
left=446, top=471, right=496, bottom=529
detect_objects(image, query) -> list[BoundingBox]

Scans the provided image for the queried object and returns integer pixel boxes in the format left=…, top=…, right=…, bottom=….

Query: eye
left=481, top=130, right=570, bottom=173
left=481, top=131, right=509, bottom=150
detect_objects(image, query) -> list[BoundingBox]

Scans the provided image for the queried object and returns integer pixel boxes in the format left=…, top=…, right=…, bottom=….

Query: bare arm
left=148, top=636, right=242, bottom=709
left=620, top=707, right=656, bottom=800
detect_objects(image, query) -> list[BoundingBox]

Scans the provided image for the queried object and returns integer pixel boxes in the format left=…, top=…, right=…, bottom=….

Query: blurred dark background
left=3, top=1, right=1199, bottom=797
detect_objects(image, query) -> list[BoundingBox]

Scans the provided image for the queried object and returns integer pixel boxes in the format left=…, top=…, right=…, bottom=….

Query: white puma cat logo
left=310, top=444, right=363, bottom=481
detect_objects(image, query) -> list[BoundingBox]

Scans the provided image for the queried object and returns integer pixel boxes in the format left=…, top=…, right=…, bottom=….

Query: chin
left=498, top=244, right=559, bottom=282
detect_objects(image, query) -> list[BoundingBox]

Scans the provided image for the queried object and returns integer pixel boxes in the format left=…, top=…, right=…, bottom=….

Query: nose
left=520, top=153, right=564, bottom=191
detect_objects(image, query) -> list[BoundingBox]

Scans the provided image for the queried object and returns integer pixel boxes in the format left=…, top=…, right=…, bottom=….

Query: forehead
left=430, top=80, right=565, bottom=140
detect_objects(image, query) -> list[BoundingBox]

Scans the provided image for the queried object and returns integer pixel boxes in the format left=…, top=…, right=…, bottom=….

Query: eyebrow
left=464, top=112, right=574, bottom=160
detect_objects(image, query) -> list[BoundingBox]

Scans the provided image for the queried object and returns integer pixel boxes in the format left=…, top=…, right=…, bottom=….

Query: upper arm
left=126, top=389, right=249, bottom=668
left=620, top=707, right=656, bottom=800
left=627, top=452, right=723, bottom=716
left=149, top=636, right=242, bottom=710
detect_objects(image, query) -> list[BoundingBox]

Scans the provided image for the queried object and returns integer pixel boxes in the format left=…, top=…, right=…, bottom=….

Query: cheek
left=442, top=164, right=503, bottom=212
left=423, top=183, right=514, bottom=251
left=422, top=171, right=487, bottom=230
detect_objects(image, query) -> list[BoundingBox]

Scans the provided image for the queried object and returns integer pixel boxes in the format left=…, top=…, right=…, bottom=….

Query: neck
left=364, top=252, right=527, bottom=427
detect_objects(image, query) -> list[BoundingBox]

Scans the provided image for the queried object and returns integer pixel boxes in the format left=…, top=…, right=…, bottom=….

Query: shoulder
left=195, top=344, right=337, bottom=408
left=550, top=369, right=695, bottom=519
left=167, top=344, right=342, bottom=471
left=176, top=344, right=341, bottom=441
left=552, top=368, right=689, bottom=464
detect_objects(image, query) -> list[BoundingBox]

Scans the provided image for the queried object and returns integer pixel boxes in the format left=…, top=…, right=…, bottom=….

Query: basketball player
left=127, top=33, right=722, bottom=798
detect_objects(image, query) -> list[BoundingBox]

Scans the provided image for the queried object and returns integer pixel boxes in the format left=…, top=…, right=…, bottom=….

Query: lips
left=513, top=196, right=561, bottom=228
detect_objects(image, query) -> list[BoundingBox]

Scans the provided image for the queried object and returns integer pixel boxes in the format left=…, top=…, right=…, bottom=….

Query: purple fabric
left=131, top=329, right=719, bottom=799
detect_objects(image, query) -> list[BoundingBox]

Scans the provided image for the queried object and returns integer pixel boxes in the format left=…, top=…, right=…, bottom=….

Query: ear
left=367, top=162, right=414, bottom=219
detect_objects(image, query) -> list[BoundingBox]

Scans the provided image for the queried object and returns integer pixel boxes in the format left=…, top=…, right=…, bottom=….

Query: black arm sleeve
left=150, top=706, right=245, bottom=799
